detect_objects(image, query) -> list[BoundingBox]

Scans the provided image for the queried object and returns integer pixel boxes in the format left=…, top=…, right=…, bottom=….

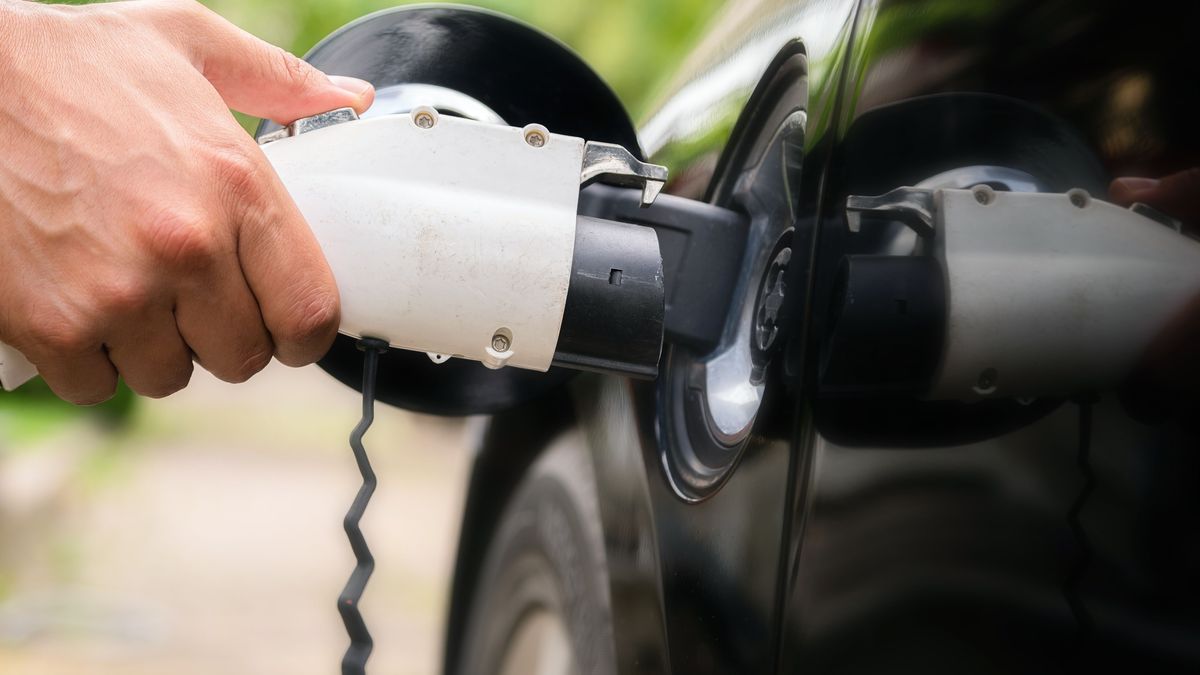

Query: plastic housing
left=261, top=112, right=584, bottom=372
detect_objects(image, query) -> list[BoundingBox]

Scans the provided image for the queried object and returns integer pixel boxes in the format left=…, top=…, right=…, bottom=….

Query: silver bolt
left=973, top=185, right=994, bottom=205
left=414, top=111, right=436, bottom=129
left=525, top=130, right=546, bottom=147
left=491, top=333, right=511, bottom=352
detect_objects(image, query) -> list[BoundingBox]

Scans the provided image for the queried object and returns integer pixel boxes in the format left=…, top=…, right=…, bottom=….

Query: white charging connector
left=262, top=111, right=585, bottom=373
left=0, top=108, right=668, bottom=391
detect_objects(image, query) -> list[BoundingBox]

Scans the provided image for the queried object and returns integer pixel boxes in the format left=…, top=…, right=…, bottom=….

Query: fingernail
left=1112, top=176, right=1161, bottom=192
left=329, top=75, right=374, bottom=99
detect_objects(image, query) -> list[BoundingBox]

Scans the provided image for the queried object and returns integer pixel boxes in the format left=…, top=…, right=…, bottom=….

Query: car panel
left=572, top=2, right=860, bottom=672
left=447, top=1, right=1200, bottom=672
left=780, top=0, right=1200, bottom=672
left=641, top=0, right=860, bottom=200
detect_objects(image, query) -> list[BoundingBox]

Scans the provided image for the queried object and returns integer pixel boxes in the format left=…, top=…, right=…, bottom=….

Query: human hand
left=0, top=0, right=374, bottom=404
left=1111, top=169, right=1200, bottom=232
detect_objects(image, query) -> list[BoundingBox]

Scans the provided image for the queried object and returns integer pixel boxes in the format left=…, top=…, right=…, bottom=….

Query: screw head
left=413, top=107, right=438, bottom=129
left=491, top=333, right=511, bottom=352
left=522, top=124, right=549, bottom=148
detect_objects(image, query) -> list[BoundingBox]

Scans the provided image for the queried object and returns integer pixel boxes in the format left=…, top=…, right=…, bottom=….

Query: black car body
left=326, top=1, right=1200, bottom=673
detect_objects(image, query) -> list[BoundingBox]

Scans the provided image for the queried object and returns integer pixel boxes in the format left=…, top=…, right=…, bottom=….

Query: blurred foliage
left=0, top=380, right=135, bottom=448
left=2, top=0, right=721, bottom=437
left=207, top=0, right=726, bottom=123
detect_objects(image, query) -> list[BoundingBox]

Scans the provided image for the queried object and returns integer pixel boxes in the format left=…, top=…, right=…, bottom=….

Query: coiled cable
left=339, top=337, right=388, bottom=675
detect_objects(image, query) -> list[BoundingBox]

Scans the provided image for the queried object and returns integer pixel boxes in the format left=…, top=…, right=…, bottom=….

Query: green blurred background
left=214, top=0, right=725, bottom=123
left=0, top=2, right=724, bottom=674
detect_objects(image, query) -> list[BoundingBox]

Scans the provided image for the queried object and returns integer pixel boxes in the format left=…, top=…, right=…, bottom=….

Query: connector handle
left=0, top=342, right=36, bottom=392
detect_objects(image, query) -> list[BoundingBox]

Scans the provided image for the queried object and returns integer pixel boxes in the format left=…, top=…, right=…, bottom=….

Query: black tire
left=457, top=435, right=617, bottom=675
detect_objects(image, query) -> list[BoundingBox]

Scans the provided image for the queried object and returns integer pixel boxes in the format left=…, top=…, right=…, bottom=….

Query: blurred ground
left=0, top=364, right=476, bottom=675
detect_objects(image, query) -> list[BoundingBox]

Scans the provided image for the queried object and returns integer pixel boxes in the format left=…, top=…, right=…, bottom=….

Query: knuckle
left=133, top=361, right=194, bottom=399
left=156, top=0, right=202, bottom=20
left=143, top=209, right=220, bottom=268
left=87, top=3, right=137, bottom=33
left=97, top=278, right=152, bottom=317
left=134, top=0, right=215, bottom=63
left=35, top=313, right=99, bottom=355
left=222, top=344, right=272, bottom=384
left=139, top=0, right=203, bottom=30
left=275, top=48, right=317, bottom=89
left=278, top=289, right=339, bottom=355
left=210, top=146, right=267, bottom=209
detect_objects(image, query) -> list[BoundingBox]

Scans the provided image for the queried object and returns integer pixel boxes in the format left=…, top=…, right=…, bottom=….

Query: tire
left=457, top=434, right=617, bottom=675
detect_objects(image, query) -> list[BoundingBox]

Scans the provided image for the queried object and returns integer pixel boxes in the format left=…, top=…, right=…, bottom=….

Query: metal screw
left=491, top=333, right=511, bottom=352
left=525, top=130, right=546, bottom=147
left=1068, top=189, right=1089, bottom=208
left=414, top=111, right=436, bottom=129
left=973, top=185, right=994, bottom=205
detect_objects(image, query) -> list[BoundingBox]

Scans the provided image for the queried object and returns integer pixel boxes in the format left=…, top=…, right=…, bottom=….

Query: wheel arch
left=441, top=393, right=578, bottom=675
left=441, top=375, right=673, bottom=675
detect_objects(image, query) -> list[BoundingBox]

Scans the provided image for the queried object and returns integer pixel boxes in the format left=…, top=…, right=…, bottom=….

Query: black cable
left=339, top=337, right=388, bottom=675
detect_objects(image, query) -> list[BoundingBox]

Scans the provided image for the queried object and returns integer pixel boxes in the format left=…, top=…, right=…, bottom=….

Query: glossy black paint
left=810, top=93, right=1098, bottom=448
left=778, top=1, right=1200, bottom=672
left=444, top=0, right=1200, bottom=673
left=444, top=392, right=577, bottom=675
left=576, top=2, right=861, bottom=671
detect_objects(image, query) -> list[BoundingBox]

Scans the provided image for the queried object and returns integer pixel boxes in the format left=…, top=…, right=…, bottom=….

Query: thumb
left=1111, top=168, right=1200, bottom=228
left=182, top=4, right=374, bottom=124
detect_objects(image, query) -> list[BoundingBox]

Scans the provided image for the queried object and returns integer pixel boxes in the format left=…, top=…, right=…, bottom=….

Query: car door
left=777, top=0, right=1200, bottom=672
